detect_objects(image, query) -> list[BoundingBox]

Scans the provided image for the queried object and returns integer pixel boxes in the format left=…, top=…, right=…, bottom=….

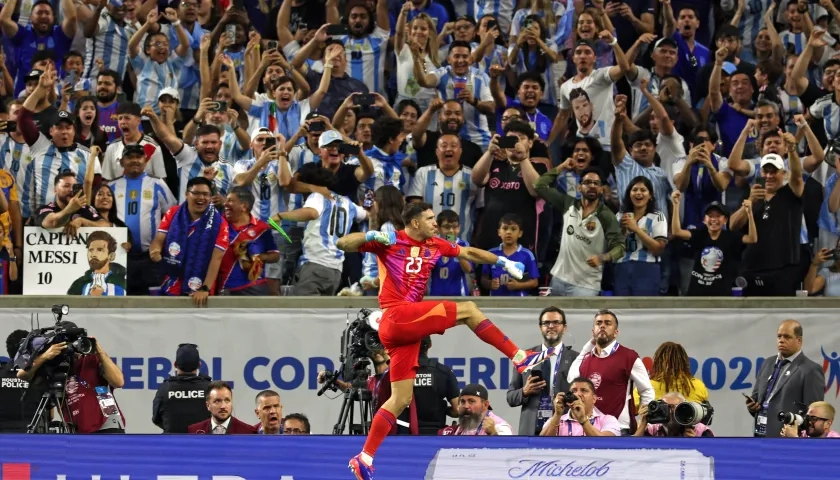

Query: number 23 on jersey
left=405, top=257, right=423, bottom=273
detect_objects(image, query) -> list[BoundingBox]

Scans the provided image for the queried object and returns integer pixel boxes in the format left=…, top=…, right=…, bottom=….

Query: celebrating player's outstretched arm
left=336, top=230, right=397, bottom=252
left=456, top=246, right=525, bottom=280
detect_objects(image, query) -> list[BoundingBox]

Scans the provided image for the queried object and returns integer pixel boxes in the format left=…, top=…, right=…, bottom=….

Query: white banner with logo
left=23, top=227, right=129, bottom=295
left=426, top=448, right=714, bottom=479
left=2, top=307, right=839, bottom=435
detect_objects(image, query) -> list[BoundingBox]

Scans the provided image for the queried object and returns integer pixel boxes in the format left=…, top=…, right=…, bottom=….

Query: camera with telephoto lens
left=13, top=305, right=96, bottom=375
left=674, top=401, right=714, bottom=426
left=778, top=411, right=805, bottom=426
left=646, top=400, right=672, bottom=425
left=344, top=308, right=383, bottom=360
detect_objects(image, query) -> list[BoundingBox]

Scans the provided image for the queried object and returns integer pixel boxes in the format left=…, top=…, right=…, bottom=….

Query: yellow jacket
left=634, top=377, right=709, bottom=408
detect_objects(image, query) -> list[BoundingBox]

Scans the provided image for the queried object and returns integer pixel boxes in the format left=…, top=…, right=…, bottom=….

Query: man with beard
left=254, top=390, right=283, bottom=435
left=145, top=107, right=235, bottom=203
left=413, top=41, right=494, bottom=149
left=412, top=98, right=482, bottom=169
left=661, top=4, right=709, bottom=98
left=67, top=230, right=127, bottom=296
left=217, top=187, right=279, bottom=296
left=109, top=144, right=176, bottom=295
left=102, top=102, right=166, bottom=180
left=78, top=0, right=136, bottom=81
left=21, top=68, right=102, bottom=216
left=535, top=164, right=624, bottom=296
left=325, top=0, right=391, bottom=95
left=539, top=377, right=621, bottom=437
left=188, top=381, right=257, bottom=434
left=35, top=171, right=108, bottom=232
left=95, top=70, right=122, bottom=143
left=635, top=392, right=714, bottom=437
left=0, top=0, right=78, bottom=96
left=782, top=401, right=840, bottom=438
left=508, top=307, right=581, bottom=435
left=569, top=88, right=597, bottom=138
left=568, top=309, right=654, bottom=434
left=438, top=384, right=513, bottom=435
left=185, top=87, right=251, bottom=166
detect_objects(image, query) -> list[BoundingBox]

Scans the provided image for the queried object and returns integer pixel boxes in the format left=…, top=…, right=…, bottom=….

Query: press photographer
left=15, top=307, right=125, bottom=433
left=0, top=330, right=45, bottom=432
left=539, top=377, right=621, bottom=437
left=781, top=401, right=840, bottom=438
left=635, top=393, right=714, bottom=437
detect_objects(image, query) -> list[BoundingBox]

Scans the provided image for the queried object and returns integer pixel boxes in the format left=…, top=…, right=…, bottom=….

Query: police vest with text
left=411, top=358, right=453, bottom=435
left=0, top=363, right=45, bottom=432
left=160, top=374, right=211, bottom=433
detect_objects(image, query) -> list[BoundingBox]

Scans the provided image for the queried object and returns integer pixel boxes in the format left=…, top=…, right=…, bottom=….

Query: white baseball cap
left=250, top=127, right=271, bottom=142
left=318, top=130, right=343, bottom=149
left=158, top=87, right=180, bottom=101
left=760, top=153, right=785, bottom=171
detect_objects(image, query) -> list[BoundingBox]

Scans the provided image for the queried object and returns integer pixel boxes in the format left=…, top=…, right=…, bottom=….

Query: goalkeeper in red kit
left=338, top=203, right=557, bottom=480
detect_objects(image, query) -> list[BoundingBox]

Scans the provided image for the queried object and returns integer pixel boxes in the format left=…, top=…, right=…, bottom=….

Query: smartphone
left=210, top=101, right=227, bottom=112
left=72, top=184, right=83, bottom=196
left=339, top=143, right=360, bottom=155
left=756, top=177, right=766, bottom=188
left=326, top=24, right=349, bottom=36
left=742, top=392, right=755, bottom=403
left=264, top=136, right=277, bottom=149
left=486, top=19, right=497, bottom=30
left=498, top=136, right=518, bottom=148
left=265, top=40, right=279, bottom=50
left=353, top=93, right=375, bottom=107
left=309, top=120, right=325, bottom=132
left=362, top=189, right=374, bottom=209
left=1, top=120, right=16, bottom=133
left=530, top=370, right=543, bottom=381
left=225, top=24, right=237, bottom=41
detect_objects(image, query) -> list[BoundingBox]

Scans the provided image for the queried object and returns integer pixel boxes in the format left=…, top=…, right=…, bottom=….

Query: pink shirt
left=556, top=408, right=621, bottom=436
left=646, top=423, right=713, bottom=437
left=800, top=430, right=840, bottom=437
left=452, top=412, right=513, bottom=436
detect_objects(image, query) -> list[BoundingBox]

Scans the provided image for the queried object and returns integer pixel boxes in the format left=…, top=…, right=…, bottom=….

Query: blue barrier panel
left=0, top=435, right=838, bottom=479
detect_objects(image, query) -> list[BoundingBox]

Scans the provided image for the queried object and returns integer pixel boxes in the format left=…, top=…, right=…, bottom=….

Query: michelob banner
left=1, top=307, right=839, bottom=437
left=23, top=227, right=129, bottom=295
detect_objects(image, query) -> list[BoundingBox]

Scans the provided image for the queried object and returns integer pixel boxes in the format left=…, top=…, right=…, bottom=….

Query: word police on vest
left=415, top=373, right=433, bottom=387
left=1, top=377, right=28, bottom=388
left=169, top=389, right=205, bottom=399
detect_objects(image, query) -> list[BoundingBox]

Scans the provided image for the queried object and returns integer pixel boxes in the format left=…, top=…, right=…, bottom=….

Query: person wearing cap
left=152, top=343, right=212, bottom=433
left=311, top=129, right=374, bottom=200
left=540, top=377, right=620, bottom=437
left=157, top=87, right=183, bottom=135
left=671, top=191, right=757, bottom=296
left=20, top=66, right=60, bottom=138
left=730, top=132, right=806, bottom=296
left=108, top=143, right=177, bottom=295
left=438, top=383, right=513, bottom=435
left=557, top=33, right=630, bottom=151
left=21, top=67, right=103, bottom=216
left=102, top=102, right=166, bottom=181
left=625, top=36, right=692, bottom=120
left=0, top=0, right=78, bottom=97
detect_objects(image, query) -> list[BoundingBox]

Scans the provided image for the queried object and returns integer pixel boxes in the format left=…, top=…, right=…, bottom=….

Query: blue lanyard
left=567, top=417, right=596, bottom=436
left=474, top=411, right=490, bottom=435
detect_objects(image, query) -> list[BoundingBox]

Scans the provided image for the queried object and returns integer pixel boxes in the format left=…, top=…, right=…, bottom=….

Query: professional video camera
left=646, top=400, right=715, bottom=426
left=13, top=305, right=95, bottom=374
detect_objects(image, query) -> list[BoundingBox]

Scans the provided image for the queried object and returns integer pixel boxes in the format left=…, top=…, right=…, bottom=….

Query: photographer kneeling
left=634, top=392, right=714, bottom=437
left=17, top=326, right=125, bottom=433
left=539, top=377, right=620, bottom=437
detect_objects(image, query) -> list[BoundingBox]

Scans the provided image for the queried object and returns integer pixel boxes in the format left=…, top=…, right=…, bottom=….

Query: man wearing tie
left=187, top=381, right=257, bottom=434
left=506, top=307, right=580, bottom=435
left=747, top=320, right=824, bottom=438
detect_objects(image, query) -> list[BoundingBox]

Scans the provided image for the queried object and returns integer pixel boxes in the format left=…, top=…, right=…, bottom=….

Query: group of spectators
left=1, top=0, right=840, bottom=298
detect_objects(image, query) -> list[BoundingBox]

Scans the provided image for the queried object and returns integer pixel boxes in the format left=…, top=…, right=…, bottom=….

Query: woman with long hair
left=508, top=15, right=560, bottom=114
left=395, top=8, right=440, bottom=113
left=613, top=176, right=667, bottom=296
left=510, top=0, right=563, bottom=42
left=564, top=6, right=615, bottom=77
left=73, top=96, right=107, bottom=151
left=636, top=341, right=709, bottom=405
left=360, top=186, right=405, bottom=292
left=93, top=183, right=133, bottom=252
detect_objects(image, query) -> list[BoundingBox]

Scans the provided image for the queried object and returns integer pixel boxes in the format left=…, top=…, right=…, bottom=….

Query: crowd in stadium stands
left=1, top=0, right=840, bottom=302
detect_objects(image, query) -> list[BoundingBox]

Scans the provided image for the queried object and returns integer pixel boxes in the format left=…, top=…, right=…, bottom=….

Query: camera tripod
left=332, top=362, right=374, bottom=435
left=26, top=378, right=75, bottom=434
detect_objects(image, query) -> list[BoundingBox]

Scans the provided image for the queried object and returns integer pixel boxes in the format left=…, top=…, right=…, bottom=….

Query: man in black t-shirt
left=411, top=99, right=482, bottom=168
left=311, top=130, right=374, bottom=200
left=471, top=121, right=548, bottom=253
left=35, top=171, right=109, bottom=235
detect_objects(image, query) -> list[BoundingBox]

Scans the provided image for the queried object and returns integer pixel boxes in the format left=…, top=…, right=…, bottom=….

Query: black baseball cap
left=460, top=383, right=489, bottom=400
left=122, top=144, right=146, bottom=158
left=175, top=343, right=200, bottom=372
left=25, top=69, right=43, bottom=83
left=704, top=201, right=729, bottom=217
left=575, top=39, right=596, bottom=53
left=56, top=111, right=74, bottom=126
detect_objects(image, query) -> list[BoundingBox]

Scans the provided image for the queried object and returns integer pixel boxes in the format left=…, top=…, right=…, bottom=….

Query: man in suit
left=507, top=306, right=580, bottom=435
left=187, top=380, right=257, bottom=434
left=747, top=320, right=824, bottom=438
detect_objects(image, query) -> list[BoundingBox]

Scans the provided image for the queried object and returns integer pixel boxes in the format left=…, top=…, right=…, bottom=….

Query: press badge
left=95, top=386, right=118, bottom=417
left=754, top=411, right=768, bottom=436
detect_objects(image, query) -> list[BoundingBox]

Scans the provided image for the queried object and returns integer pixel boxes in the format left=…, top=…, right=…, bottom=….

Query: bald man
left=747, top=320, right=824, bottom=438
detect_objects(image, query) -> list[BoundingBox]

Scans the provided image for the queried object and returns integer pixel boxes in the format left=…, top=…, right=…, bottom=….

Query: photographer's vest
left=162, top=375, right=212, bottom=433
left=411, top=358, right=450, bottom=435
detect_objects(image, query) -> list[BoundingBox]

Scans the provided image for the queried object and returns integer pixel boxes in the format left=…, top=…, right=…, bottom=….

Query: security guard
left=152, top=343, right=212, bottom=433
left=398, top=336, right=460, bottom=435
left=0, top=330, right=45, bottom=432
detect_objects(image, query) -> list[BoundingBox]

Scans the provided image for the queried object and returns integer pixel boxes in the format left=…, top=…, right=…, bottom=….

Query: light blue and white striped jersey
left=0, top=135, right=34, bottom=218
left=736, top=0, right=773, bottom=54
left=219, top=129, right=251, bottom=165
left=509, top=2, right=566, bottom=38
left=166, top=22, right=207, bottom=111
left=616, top=210, right=668, bottom=263
left=298, top=192, right=367, bottom=270
left=347, top=148, right=405, bottom=194
left=232, top=157, right=291, bottom=221
left=431, top=66, right=493, bottom=149
left=129, top=51, right=189, bottom=114
left=615, top=153, right=672, bottom=220
left=80, top=281, right=125, bottom=296
left=286, top=144, right=321, bottom=228
left=407, top=164, right=481, bottom=242
left=336, top=27, right=391, bottom=95
left=809, top=94, right=840, bottom=140
left=83, top=10, right=137, bottom=80
left=282, top=40, right=325, bottom=75
left=174, top=145, right=236, bottom=202
left=508, top=42, right=560, bottom=105
left=474, top=0, right=515, bottom=34
left=628, top=67, right=692, bottom=119
left=362, top=220, right=396, bottom=280
left=452, top=0, right=475, bottom=18
left=819, top=173, right=840, bottom=236
left=109, top=172, right=177, bottom=253
left=248, top=98, right=306, bottom=141
left=225, top=49, right=247, bottom=87
left=27, top=135, right=101, bottom=213
left=779, top=30, right=806, bottom=55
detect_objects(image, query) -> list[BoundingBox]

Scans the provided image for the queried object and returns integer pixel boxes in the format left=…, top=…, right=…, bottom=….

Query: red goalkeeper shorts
left=378, top=301, right=458, bottom=382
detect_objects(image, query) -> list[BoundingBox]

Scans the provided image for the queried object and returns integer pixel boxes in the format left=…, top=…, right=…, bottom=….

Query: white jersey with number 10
left=299, top=192, right=367, bottom=270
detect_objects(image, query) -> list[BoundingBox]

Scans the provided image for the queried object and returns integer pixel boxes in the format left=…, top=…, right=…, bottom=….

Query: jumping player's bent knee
left=456, top=300, right=479, bottom=318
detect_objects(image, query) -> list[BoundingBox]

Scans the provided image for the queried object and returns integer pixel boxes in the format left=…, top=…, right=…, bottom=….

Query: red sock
left=474, top=319, right=519, bottom=358
left=362, top=409, right=396, bottom=458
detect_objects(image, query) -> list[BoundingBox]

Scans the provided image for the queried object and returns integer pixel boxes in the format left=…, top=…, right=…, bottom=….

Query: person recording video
left=16, top=323, right=126, bottom=433
left=539, top=377, right=621, bottom=437
left=0, top=330, right=45, bottom=432
left=781, top=401, right=840, bottom=438
left=634, top=392, right=714, bottom=437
